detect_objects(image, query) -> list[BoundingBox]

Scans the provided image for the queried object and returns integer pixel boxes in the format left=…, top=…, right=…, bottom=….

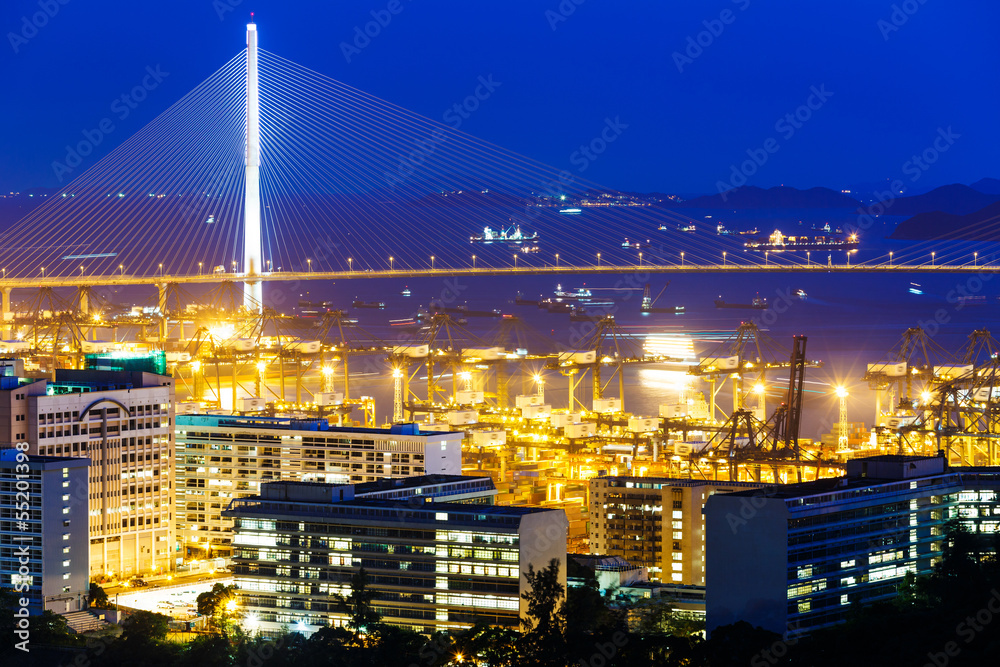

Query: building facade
left=0, top=450, right=90, bottom=614
left=705, top=455, right=1000, bottom=636
left=224, top=478, right=567, bottom=635
left=589, top=476, right=762, bottom=584
left=175, top=416, right=462, bottom=558
left=0, top=369, right=175, bottom=577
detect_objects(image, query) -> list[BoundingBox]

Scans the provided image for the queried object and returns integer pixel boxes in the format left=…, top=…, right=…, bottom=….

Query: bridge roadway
left=0, top=261, right=995, bottom=291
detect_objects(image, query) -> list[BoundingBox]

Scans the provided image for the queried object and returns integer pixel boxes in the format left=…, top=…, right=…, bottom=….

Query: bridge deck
left=0, top=262, right=992, bottom=289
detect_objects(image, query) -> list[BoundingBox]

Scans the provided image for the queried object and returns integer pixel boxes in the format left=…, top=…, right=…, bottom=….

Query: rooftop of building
left=176, top=414, right=451, bottom=436
left=0, top=450, right=90, bottom=467
left=224, top=495, right=556, bottom=522
left=718, top=456, right=1000, bottom=502
left=352, top=474, right=493, bottom=495
left=594, top=475, right=768, bottom=489
left=48, top=369, right=171, bottom=393
left=570, top=554, right=644, bottom=571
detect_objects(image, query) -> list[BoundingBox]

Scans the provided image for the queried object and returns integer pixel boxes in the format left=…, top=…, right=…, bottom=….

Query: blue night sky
left=1, top=0, right=996, bottom=195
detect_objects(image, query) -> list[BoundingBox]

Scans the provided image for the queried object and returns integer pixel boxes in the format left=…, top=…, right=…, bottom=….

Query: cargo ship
left=554, top=284, right=592, bottom=299
left=470, top=224, right=538, bottom=245
left=640, top=283, right=685, bottom=314
left=714, top=296, right=769, bottom=309
left=744, top=228, right=858, bottom=251
left=352, top=299, right=385, bottom=309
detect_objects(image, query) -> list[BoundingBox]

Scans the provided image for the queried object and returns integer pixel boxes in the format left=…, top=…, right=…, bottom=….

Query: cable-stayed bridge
left=1, top=21, right=997, bottom=317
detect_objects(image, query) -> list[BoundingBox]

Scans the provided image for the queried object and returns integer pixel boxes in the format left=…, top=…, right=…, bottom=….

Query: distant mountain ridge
left=867, top=184, right=1000, bottom=217
left=671, top=185, right=861, bottom=209
left=971, top=177, right=1000, bottom=195
left=890, top=200, right=1000, bottom=241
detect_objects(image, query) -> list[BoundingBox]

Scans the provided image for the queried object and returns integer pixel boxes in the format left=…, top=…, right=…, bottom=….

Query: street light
left=389, top=256, right=394, bottom=271
left=806, top=251, right=810, bottom=266
left=889, top=251, right=893, bottom=267
left=472, top=254, right=476, bottom=269
left=931, top=251, right=935, bottom=267
left=348, top=257, right=353, bottom=272
left=307, top=259, right=312, bottom=272
left=198, top=262, right=202, bottom=275
left=597, top=252, right=601, bottom=266
left=120, top=264, right=124, bottom=276
left=681, top=251, right=685, bottom=266
left=974, top=251, right=978, bottom=267
left=513, top=254, right=518, bottom=268
left=638, top=252, right=643, bottom=266
left=764, top=251, right=768, bottom=266
left=431, top=255, right=435, bottom=270
left=232, top=260, right=237, bottom=273
left=555, top=253, right=559, bottom=267
left=79, top=265, right=84, bottom=275
left=40, top=267, right=44, bottom=278
left=722, top=251, right=727, bottom=266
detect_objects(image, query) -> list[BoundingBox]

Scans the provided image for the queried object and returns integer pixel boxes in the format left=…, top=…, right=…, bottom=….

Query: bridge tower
left=243, top=19, right=263, bottom=311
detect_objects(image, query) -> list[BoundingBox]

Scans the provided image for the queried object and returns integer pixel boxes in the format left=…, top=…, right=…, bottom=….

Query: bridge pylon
left=243, top=19, right=263, bottom=312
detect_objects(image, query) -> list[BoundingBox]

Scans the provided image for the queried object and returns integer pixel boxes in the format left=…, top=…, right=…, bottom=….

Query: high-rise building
left=0, top=450, right=90, bottom=614
left=705, top=455, right=1000, bottom=636
left=589, top=476, right=762, bottom=583
left=224, top=477, right=567, bottom=635
left=175, top=415, right=462, bottom=558
left=0, top=369, right=175, bottom=578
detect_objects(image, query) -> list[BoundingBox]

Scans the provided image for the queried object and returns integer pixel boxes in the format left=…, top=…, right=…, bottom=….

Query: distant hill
left=970, top=177, right=1000, bottom=196
left=890, top=200, right=1000, bottom=241
left=868, top=184, right=1000, bottom=216
left=673, top=185, right=861, bottom=209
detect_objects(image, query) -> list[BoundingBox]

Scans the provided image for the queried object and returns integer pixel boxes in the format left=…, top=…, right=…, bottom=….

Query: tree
left=32, top=609, right=80, bottom=647
left=333, top=567, right=382, bottom=633
left=89, top=582, right=111, bottom=609
left=630, top=595, right=704, bottom=637
left=519, top=558, right=567, bottom=667
left=121, top=609, right=171, bottom=643
left=196, top=582, right=239, bottom=629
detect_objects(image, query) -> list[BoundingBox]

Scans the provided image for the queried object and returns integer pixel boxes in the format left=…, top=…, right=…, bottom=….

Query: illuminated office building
left=224, top=477, right=567, bottom=635
left=175, top=416, right=462, bottom=558
left=0, top=369, right=174, bottom=577
left=706, top=455, right=1000, bottom=635
left=589, top=476, right=761, bottom=583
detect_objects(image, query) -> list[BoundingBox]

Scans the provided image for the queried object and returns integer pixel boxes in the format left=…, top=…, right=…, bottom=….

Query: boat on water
left=434, top=303, right=502, bottom=318
left=569, top=307, right=602, bottom=322
left=744, top=229, right=858, bottom=251
left=640, top=283, right=684, bottom=314
left=559, top=208, right=582, bottom=215
left=400, top=287, right=411, bottom=297
left=470, top=224, right=539, bottom=245
left=540, top=299, right=574, bottom=313
left=622, top=238, right=651, bottom=249
left=352, top=300, right=385, bottom=309
left=716, top=223, right=733, bottom=235
left=554, top=284, right=592, bottom=299
left=715, top=296, right=769, bottom=309
left=678, top=223, right=696, bottom=233
left=958, top=295, right=987, bottom=306
left=794, top=289, right=807, bottom=299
